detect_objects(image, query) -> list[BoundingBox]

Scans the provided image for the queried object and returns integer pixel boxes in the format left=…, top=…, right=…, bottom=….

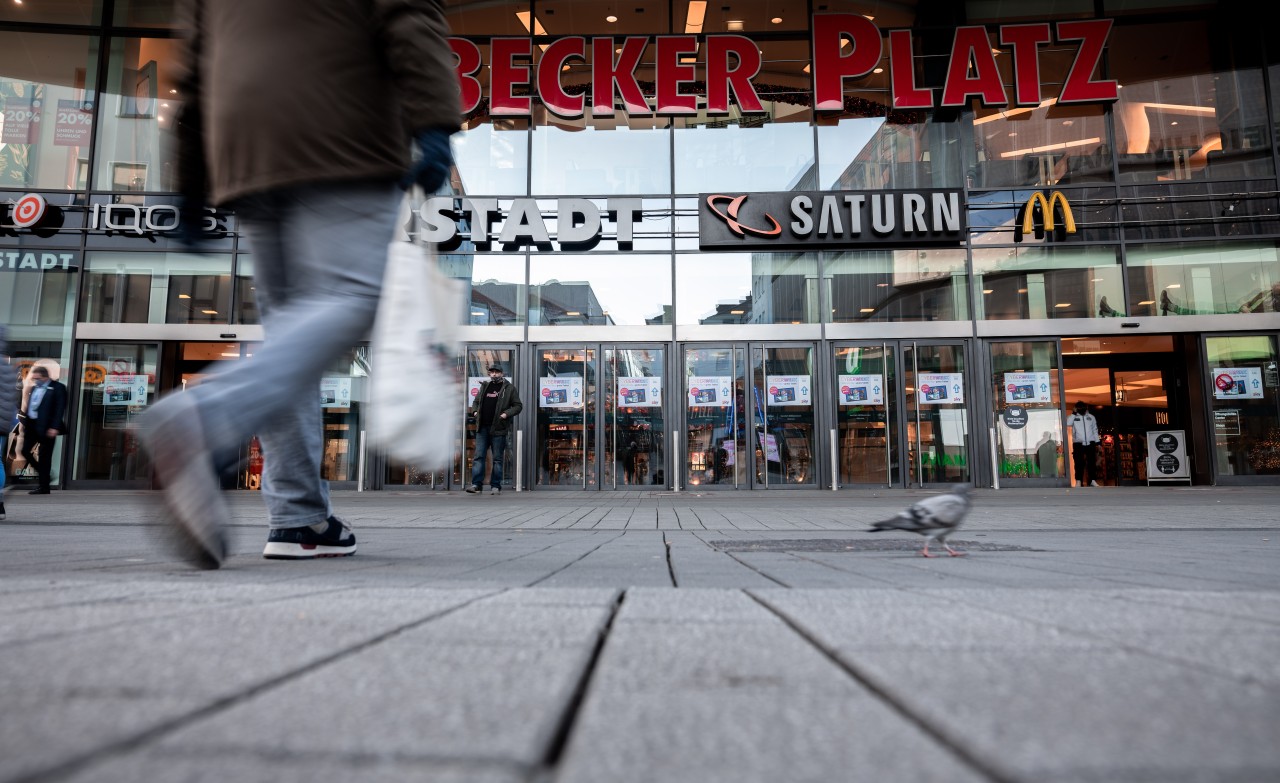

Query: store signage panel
left=449, top=16, right=1117, bottom=116
left=838, top=374, right=884, bottom=405
left=1146, top=430, right=1189, bottom=480
left=698, top=190, right=965, bottom=251
left=1211, top=367, right=1263, bottom=400
left=1004, top=372, right=1051, bottom=404
left=917, top=372, right=964, bottom=405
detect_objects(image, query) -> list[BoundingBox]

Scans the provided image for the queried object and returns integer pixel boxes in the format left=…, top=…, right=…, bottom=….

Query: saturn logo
left=705, top=194, right=782, bottom=238
left=12, top=193, right=48, bottom=229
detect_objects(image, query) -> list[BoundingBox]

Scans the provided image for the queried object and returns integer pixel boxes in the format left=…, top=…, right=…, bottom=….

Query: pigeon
left=868, top=483, right=972, bottom=557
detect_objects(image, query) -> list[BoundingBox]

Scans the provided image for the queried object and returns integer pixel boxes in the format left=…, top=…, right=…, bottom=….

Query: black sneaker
left=262, top=516, right=356, bottom=559
left=0, top=502, right=5, bottom=520
left=465, top=485, right=481, bottom=494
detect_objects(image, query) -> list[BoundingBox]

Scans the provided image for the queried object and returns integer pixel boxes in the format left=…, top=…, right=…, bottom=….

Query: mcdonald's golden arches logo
left=1015, top=190, right=1076, bottom=243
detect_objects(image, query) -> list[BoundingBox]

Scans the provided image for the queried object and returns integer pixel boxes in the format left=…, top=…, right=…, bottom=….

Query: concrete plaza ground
left=1, top=485, right=1278, bottom=782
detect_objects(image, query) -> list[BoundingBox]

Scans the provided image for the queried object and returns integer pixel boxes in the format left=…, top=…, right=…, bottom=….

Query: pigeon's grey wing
left=908, top=493, right=970, bottom=527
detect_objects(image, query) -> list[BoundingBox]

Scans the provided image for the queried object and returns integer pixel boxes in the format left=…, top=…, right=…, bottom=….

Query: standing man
left=467, top=366, right=523, bottom=494
left=137, top=0, right=461, bottom=568
left=1066, top=400, right=1100, bottom=487
left=20, top=366, right=68, bottom=495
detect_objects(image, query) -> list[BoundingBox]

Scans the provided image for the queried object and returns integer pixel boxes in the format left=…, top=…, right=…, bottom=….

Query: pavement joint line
left=744, top=589, right=1022, bottom=783
left=4, top=588, right=508, bottom=783
left=536, top=589, right=626, bottom=773
left=720, top=550, right=791, bottom=588
left=524, top=530, right=627, bottom=588
left=662, top=532, right=678, bottom=588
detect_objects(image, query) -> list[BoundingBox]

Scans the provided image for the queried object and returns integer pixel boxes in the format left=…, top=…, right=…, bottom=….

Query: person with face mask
left=466, top=366, right=523, bottom=494
left=1066, top=401, right=1100, bottom=487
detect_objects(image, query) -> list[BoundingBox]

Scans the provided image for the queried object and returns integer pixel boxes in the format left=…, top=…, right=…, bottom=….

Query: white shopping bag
left=368, top=192, right=464, bottom=470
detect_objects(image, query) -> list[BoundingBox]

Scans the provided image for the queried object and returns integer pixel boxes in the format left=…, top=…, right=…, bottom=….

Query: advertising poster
left=758, top=432, right=780, bottom=462
left=540, top=376, right=583, bottom=408
left=1211, top=367, right=1263, bottom=399
left=688, top=375, right=732, bottom=407
left=837, top=374, right=884, bottom=405
left=1003, top=371, right=1051, bottom=404
left=917, top=372, right=964, bottom=404
left=721, top=440, right=736, bottom=466
left=54, top=98, right=92, bottom=147
left=1146, top=430, right=1190, bottom=480
left=617, top=376, right=662, bottom=408
left=766, top=375, right=811, bottom=406
left=1, top=92, right=39, bottom=144
left=320, top=377, right=351, bottom=408
left=103, top=374, right=147, bottom=407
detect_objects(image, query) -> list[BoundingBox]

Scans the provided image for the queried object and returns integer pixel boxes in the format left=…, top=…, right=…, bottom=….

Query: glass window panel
left=824, top=249, right=968, bottom=322
left=967, top=0, right=1094, bottom=22
left=531, top=107, right=671, bottom=196
left=821, top=116, right=965, bottom=190
left=531, top=253, right=669, bottom=325
left=454, top=119, right=529, bottom=196
left=1112, top=21, right=1271, bottom=183
left=447, top=1, right=543, bottom=36
left=93, top=37, right=184, bottom=193
left=973, top=245, right=1122, bottom=319
left=676, top=251, right=817, bottom=325
left=0, top=32, right=99, bottom=190
left=80, top=251, right=231, bottom=323
left=1, top=260, right=77, bottom=329
left=673, top=1, right=801, bottom=33
left=113, top=0, right=177, bottom=27
left=1125, top=242, right=1280, bottom=316
left=1205, top=335, right=1280, bottom=477
left=0, top=1, right=100, bottom=24
left=233, top=255, right=258, bottom=324
left=447, top=252, right=526, bottom=325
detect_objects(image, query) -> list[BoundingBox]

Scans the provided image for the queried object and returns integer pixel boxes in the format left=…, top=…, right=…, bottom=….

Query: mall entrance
left=1059, top=335, right=1195, bottom=486
left=832, top=341, right=973, bottom=488
left=531, top=344, right=669, bottom=490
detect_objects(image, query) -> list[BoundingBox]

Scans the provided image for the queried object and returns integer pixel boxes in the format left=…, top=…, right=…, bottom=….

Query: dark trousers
left=1072, top=442, right=1097, bottom=485
left=471, top=429, right=508, bottom=489
left=22, top=433, right=56, bottom=490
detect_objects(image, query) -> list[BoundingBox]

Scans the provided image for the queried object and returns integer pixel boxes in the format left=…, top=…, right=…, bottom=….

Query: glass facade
left=3, top=1, right=1279, bottom=491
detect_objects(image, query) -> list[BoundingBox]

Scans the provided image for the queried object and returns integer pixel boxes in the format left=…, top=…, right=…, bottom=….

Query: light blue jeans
left=188, top=180, right=401, bottom=528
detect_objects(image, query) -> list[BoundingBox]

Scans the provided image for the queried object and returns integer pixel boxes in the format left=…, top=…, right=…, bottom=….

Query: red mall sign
left=450, top=13, right=1117, bottom=117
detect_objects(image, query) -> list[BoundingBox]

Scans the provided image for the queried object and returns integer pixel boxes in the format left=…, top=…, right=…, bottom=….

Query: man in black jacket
left=20, top=365, right=68, bottom=495
left=467, top=366, right=523, bottom=494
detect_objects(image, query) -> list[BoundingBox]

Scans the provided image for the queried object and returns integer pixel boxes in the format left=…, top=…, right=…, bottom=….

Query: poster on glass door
left=1211, top=367, right=1263, bottom=399
left=319, top=377, right=352, bottom=408
left=917, top=372, right=964, bottom=404
left=1003, top=371, right=1051, bottom=403
left=765, top=375, right=811, bottom=406
left=837, top=374, right=883, bottom=405
left=617, top=376, right=662, bottom=408
left=540, top=376, right=584, bottom=408
left=688, top=376, right=732, bottom=407
left=103, top=374, right=148, bottom=407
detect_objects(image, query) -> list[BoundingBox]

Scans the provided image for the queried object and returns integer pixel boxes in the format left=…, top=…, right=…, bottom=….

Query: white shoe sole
left=262, top=541, right=357, bottom=559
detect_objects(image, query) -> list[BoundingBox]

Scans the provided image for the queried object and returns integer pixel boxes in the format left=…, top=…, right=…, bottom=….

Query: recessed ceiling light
left=1008, top=132, right=1018, bottom=137
left=873, top=67, right=883, bottom=74
left=1166, top=283, right=1181, bottom=289
left=1017, top=288, right=1028, bottom=293
left=982, top=289, right=994, bottom=294
left=859, top=308, right=875, bottom=313
left=606, top=15, right=617, bottom=22
left=730, top=309, right=745, bottom=314
left=1054, top=303, right=1072, bottom=308
left=1138, top=300, right=1155, bottom=305
left=771, top=17, right=782, bottom=24
left=726, top=19, right=744, bottom=31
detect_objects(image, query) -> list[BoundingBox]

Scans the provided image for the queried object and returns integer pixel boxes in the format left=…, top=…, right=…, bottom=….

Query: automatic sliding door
left=535, top=347, right=596, bottom=488
left=683, top=346, right=745, bottom=488
left=904, top=343, right=971, bottom=486
left=834, top=343, right=899, bottom=486
left=753, top=345, right=817, bottom=487
left=604, top=346, right=666, bottom=488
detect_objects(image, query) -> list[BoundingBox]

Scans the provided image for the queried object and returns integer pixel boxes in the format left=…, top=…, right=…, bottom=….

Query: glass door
left=904, top=342, right=972, bottom=486
left=603, top=346, right=666, bottom=488
left=535, top=346, right=596, bottom=488
left=683, top=345, right=746, bottom=489
left=752, top=344, right=818, bottom=487
left=833, top=343, right=900, bottom=487
left=70, top=341, right=159, bottom=487
left=989, top=340, right=1066, bottom=486
left=455, top=347, right=518, bottom=491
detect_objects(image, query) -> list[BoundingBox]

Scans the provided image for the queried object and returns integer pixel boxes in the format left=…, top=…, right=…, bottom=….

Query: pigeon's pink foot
left=920, top=549, right=937, bottom=558
left=946, top=549, right=966, bottom=557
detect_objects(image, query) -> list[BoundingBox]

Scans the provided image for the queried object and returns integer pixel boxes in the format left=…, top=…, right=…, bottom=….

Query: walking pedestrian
left=19, top=365, right=68, bottom=496
left=0, top=327, right=19, bottom=519
left=137, top=0, right=461, bottom=568
left=1066, top=401, right=1100, bottom=487
left=467, top=366, right=523, bottom=494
